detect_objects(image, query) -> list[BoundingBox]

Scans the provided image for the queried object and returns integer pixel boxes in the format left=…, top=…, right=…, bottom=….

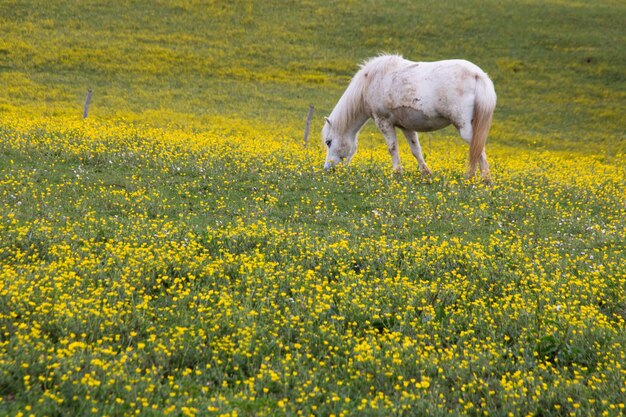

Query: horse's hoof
left=421, top=168, right=433, bottom=177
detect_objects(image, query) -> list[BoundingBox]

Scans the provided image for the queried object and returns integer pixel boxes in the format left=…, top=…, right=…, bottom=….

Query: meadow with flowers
left=1, top=1, right=625, bottom=416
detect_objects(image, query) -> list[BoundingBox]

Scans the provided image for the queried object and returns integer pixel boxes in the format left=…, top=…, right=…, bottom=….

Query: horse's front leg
left=400, top=128, right=432, bottom=176
left=374, top=117, right=402, bottom=173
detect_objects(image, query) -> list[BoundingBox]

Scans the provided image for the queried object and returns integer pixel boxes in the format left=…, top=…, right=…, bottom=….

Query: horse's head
left=322, top=117, right=357, bottom=170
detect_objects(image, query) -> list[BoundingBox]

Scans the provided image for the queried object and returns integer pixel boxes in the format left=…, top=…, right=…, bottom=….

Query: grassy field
left=1, top=1, right=625, bottom=416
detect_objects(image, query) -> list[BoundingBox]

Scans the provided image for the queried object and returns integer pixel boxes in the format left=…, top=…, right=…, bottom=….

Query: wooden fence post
left=83, top=89, right=93, bottom=119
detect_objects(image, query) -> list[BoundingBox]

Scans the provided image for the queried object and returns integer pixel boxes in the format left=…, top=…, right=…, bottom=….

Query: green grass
left=1, top=0, right=624, bottom=152
left=1, top=120, right=624, bottom=416
left=0, top=1, right=625, bottom=416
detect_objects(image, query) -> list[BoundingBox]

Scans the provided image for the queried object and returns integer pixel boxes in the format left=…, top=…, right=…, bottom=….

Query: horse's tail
left=468, top=73, right=497, bottom=177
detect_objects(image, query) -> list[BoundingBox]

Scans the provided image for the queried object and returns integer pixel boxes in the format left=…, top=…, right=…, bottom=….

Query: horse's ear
left=325, top=117, right=332, bottom=127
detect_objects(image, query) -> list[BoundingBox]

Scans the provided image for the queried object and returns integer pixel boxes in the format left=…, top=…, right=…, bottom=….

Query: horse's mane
left=329, top=54, right=404, bottom=133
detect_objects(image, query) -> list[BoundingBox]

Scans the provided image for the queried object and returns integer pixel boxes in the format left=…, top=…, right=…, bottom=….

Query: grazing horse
left=322, top=54, right=496, bottom=179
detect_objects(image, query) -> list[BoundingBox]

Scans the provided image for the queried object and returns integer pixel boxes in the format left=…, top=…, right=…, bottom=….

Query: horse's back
left=400, top=59, right=488, bottom=85
left=373, top=59, right=473, bottom=105
left=362, top=55, right=489, bottom=80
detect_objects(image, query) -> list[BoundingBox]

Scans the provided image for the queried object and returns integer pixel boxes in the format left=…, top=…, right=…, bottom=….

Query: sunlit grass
left=1, top=116, right=625, bottom=416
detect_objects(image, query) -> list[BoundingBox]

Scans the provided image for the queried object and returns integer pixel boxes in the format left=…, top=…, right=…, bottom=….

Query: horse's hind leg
left=374, top=116, right=402, bottom=173
left=478, top=150, right=490, bottom=179
left=459, top=124, right=490, bottom=180
left=400, top=128, right=432, bottom=176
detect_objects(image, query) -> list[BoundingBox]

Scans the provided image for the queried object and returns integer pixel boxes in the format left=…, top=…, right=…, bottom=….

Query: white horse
left=322, top=54, right=496, bottom=179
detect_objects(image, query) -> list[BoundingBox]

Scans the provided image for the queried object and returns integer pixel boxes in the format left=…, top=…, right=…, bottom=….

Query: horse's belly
left=391, top=107, right=451, bottom=132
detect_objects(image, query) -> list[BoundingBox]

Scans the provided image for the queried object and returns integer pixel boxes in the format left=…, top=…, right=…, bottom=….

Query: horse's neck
left=337, top=110, right=369, bottom=137
left=331, top=84, right=369, bottom=137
